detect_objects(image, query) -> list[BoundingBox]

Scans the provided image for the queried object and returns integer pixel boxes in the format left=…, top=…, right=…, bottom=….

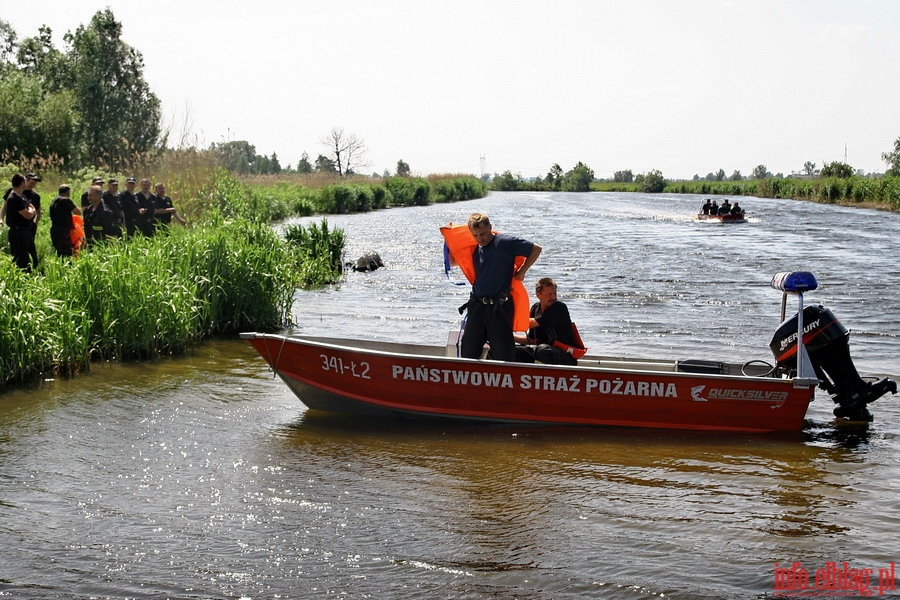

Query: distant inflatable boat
left=696, top=212, right=747, bottom=224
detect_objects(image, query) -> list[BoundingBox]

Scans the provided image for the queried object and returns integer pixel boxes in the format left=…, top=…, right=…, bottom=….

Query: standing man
left=83, top=186, right=121, bottom=246
left=23, top=173, right=42, bottom=269
left=154, top=182, right=186, bottom=228
left=48, top=184, right=82, bottom=257
left=102, top=178, right=125, bottom=229
left=134, top=178, right=157, bottom=237
left=4, top=174, right=36, bottom=271
left=118, top=177, right=140, bottom=237
left=460, top=212, right=541, bottom=361
left=82, top=177, right=105, bottom=207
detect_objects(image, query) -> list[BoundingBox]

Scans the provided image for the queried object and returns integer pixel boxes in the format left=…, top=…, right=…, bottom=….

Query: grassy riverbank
left=0, top=218, right=319, bottom=387
left=592, top=176, right=900, bottom=211
left=1, top=163, right=486, bottom=389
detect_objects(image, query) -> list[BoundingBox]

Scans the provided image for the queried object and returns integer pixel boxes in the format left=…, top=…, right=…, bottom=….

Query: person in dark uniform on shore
left=4, top=174, right=36, bottom=271
left=153, top=182, right=186, bottom=229
left=82, top=185, right=121, bottom=246
left=22, top=173, right=42, bottom=269
left=118, top=177, right=140, bottom=237
left=81, top=177, right=105, bottom=207
left=134, top=178, right=157, bottom=237
left=48, top=185, right=82, bottom=257
left=515, top=277, right=584, bottom=365
left=102, top=178, right=125, bottom=229
left=460, top=212, right=541, bottom=362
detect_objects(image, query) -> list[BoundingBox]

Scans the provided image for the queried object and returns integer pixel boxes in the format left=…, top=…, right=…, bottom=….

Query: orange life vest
left=70, top=214, right=86, bottom=256
left=440, top=224, right=531, bottom=332
left=552, top=322, right=588, bottom=359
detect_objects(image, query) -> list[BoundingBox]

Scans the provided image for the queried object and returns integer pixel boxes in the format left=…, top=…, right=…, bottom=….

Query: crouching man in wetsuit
left=460, top=213, right=541, bottom=362
left=515, top=277, right=585, bottom=365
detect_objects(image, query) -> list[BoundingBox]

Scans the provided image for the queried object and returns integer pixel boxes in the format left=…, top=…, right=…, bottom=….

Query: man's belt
left=475, top=293, right=509, bottom=305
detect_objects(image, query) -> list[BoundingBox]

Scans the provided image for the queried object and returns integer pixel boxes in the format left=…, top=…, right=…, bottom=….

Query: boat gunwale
left=240, top=332, right=810, bottom=387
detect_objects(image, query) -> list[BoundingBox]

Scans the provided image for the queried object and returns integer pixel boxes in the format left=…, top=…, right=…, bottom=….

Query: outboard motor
left=768, top=272, right=897, bottom=421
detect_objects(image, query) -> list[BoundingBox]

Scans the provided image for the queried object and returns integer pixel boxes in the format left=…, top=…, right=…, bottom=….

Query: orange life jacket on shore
left=70, top=214, right=85, bottom=256
left=440, top=224, right=531, bottom=332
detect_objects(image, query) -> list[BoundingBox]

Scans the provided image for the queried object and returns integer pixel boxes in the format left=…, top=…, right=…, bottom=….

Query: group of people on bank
left=451, top=212, right=586, bottom=366
left=2, top=173, right=186, bottom=271
left=700, top=198, right=744, bottom=216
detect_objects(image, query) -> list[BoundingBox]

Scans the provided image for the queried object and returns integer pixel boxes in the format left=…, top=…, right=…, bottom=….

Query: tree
left=212, top=140, right=256, bottom=174
left=613, top=169, right=633, bottom=183
left=0, top=19, right=16, bottom=67
left=640, top=169, right=666, bottom=193
left=322, top=127, right=369, bottom=176
left=0, top=70, right=80, bottom=161
left=730, top=170, right=742, bottom=181
left=751, top=164, right=769, bottom=180
left=820, top=161, right=853, bottom=178
left=563, top=162, right=595, bottom=192
left=296, top=152, right=313, bottom=174
left=881, top=137, right=900, bottom=176
left=803, top=161, right=817, bottom=176
left=314, top=154, right=337, bottom=173
left=396, top=159, right=410, bottom=177
left=544, top=163, right=564, bottom=189
left=715, top=168, right=725, bottom=181
left=492, top=171, right=521, bottom=191
left=65, top=9, right=162, bottom=168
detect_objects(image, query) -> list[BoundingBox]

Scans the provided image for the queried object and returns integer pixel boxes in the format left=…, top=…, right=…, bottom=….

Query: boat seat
left=676, top=359, right=726, bottom=374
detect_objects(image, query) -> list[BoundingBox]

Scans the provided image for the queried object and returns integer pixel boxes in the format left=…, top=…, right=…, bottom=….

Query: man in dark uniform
left=4, top=174, right=36, bottom=270
left=460, top=212, right=541, bottom=362
left=515, top=277, right=583, bottom=365
left=153, top=182, right=186, bottom=228
left=82, top=185, right=121, bottom=246
left=48, top=184, right=81, bottom=257
left=118, top=177, right=140, bottom=236
left=134, top=178, right=157, bottom=237
left=23, top=173, right=42, bottom=269
left=701, top=199, right=712, bottom=215
left=81, top=177, right=105, bottom=207
left=102, top=178, right=125, bottom=229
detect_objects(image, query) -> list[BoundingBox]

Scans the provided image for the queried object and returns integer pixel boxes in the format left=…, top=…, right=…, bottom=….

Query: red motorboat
left=242, top=272, right=895, bottom=432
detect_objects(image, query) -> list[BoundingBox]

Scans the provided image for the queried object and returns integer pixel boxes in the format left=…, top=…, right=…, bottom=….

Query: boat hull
left=243, top=334, right=815, bottom=432
left=696, top=213, right=747, bottom=224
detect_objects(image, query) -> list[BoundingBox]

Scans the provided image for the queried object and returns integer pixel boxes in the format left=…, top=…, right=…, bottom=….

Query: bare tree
left=322, top=127, right=369, bottom=176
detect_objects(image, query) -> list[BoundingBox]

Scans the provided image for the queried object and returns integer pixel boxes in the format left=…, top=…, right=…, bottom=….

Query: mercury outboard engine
left=768, top=272, right=897, bottom=422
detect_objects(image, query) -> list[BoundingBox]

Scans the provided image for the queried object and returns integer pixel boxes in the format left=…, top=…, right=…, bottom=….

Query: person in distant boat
left=48, top=185, right=82, bottom=257
left=460, top=212, right=541, bottom=362
left=515, top=277, right=585, bottom=365
left=720, top=199, right=732, bottom=214
left=730, top=201, right=744, bottom=216
left=701, top=199, right=712, bottom=215
left=709, top=200, right=720, bottom=215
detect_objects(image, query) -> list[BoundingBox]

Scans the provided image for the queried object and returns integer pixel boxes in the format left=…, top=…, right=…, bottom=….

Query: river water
left=1, top=192, right=898, bottom=599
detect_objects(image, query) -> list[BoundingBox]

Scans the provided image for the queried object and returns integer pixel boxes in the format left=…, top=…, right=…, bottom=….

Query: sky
left=5, top=0, right=900, bottom=178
